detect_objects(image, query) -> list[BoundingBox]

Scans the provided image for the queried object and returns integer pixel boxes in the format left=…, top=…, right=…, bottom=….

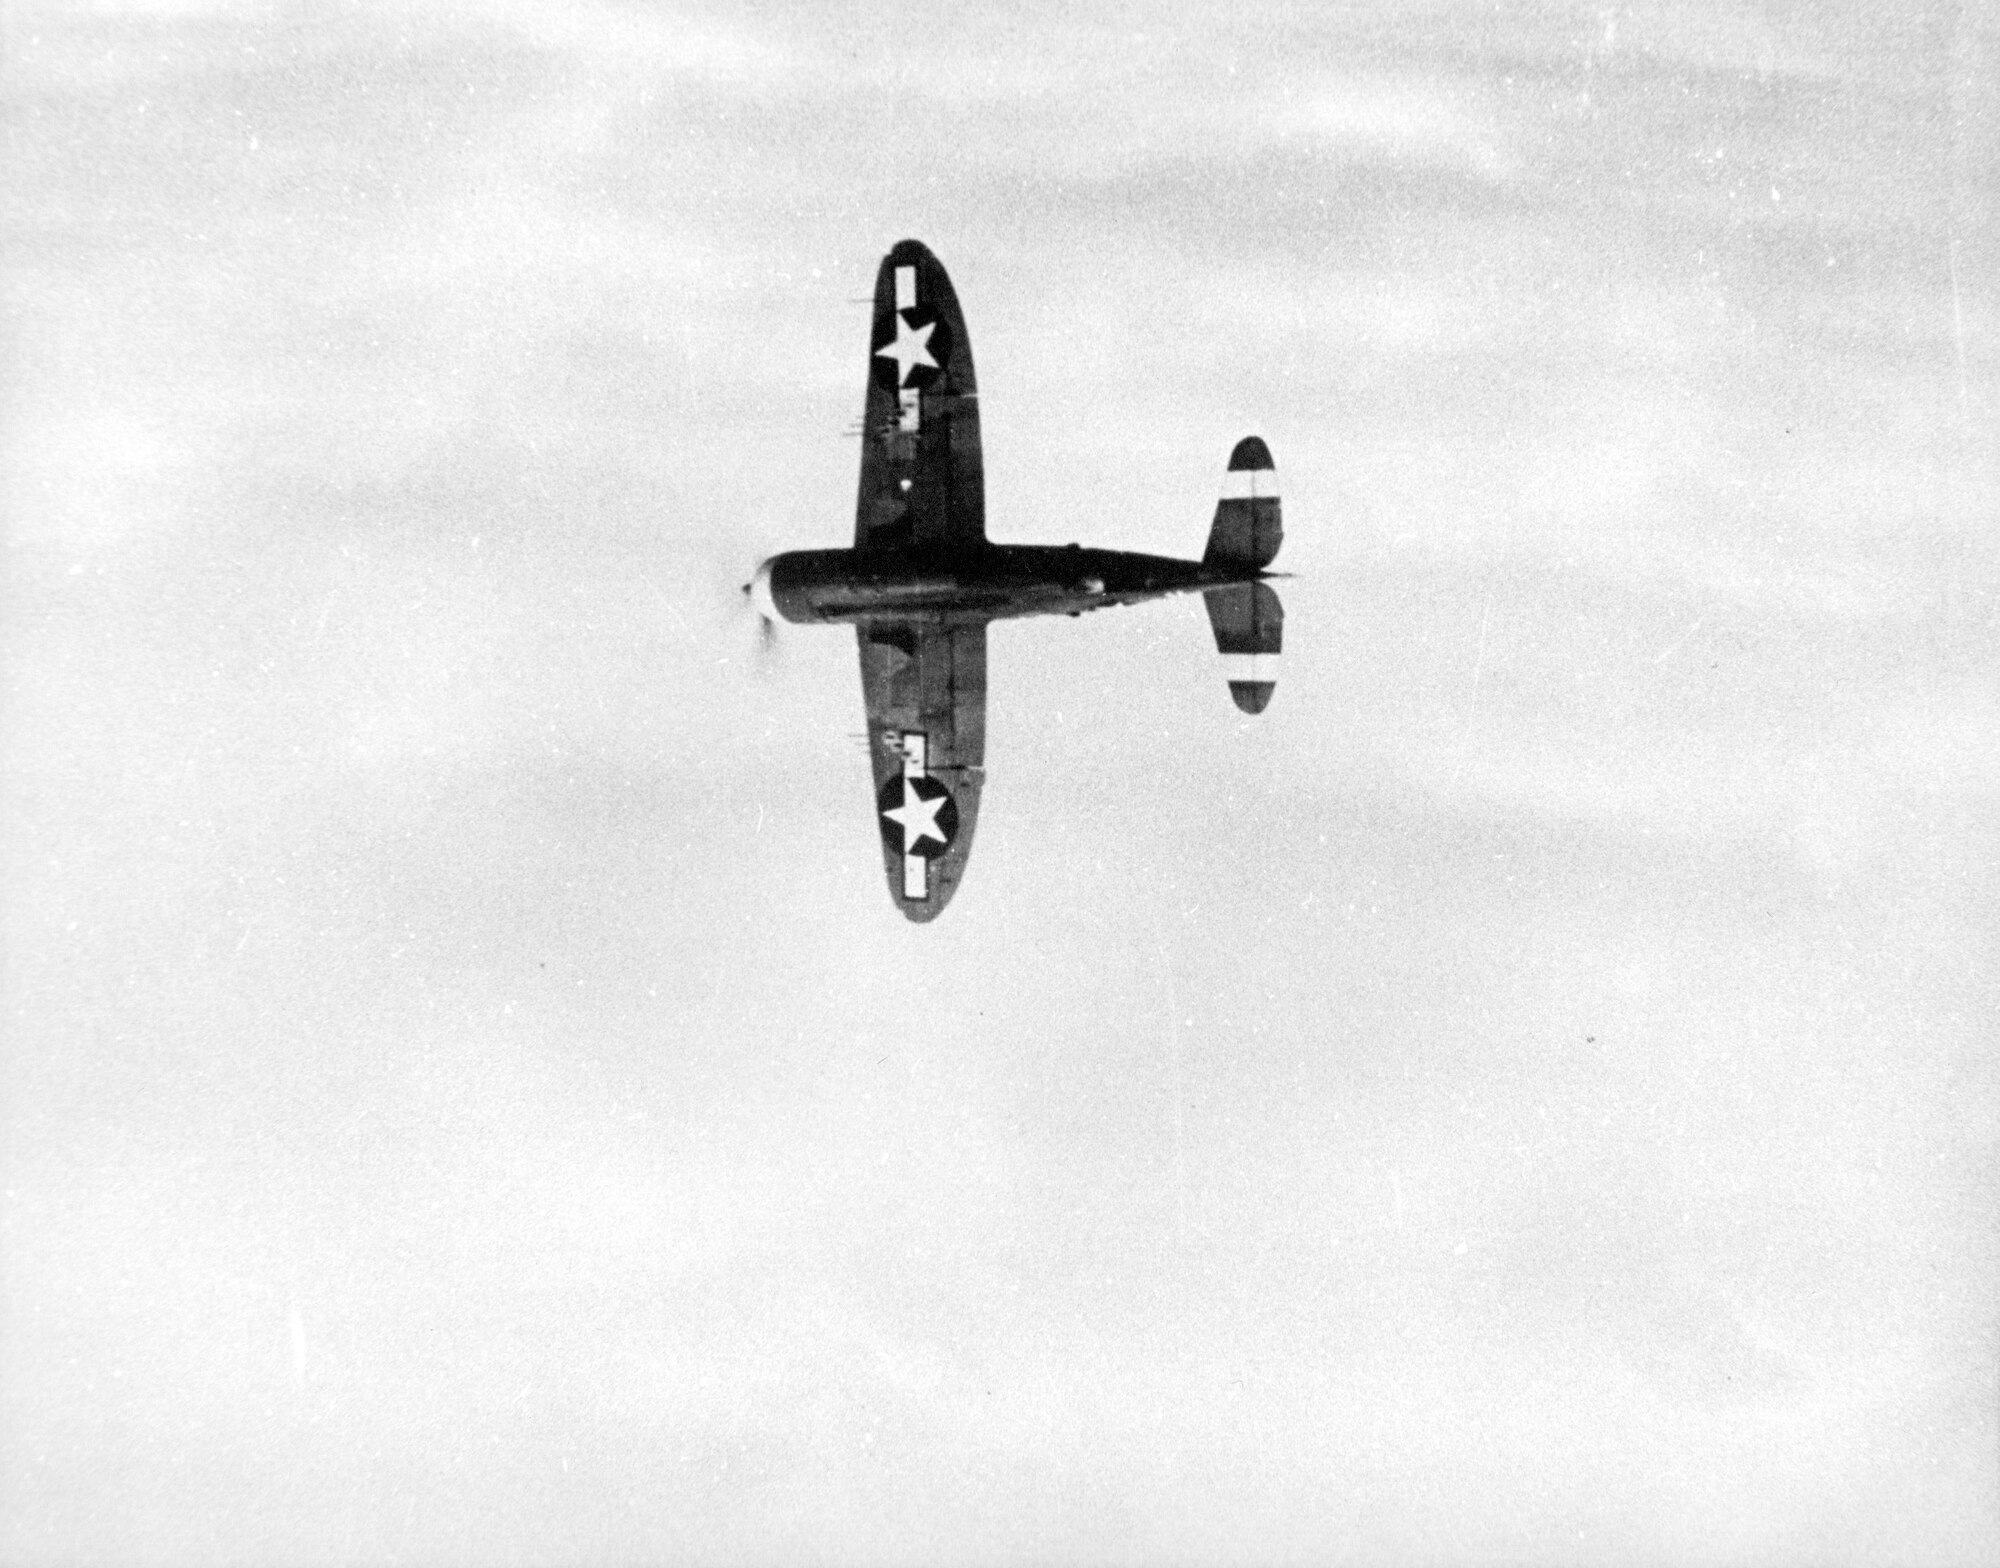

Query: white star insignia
left=874, top=312, right=938, bottom=386
left=882, top=780, right=949, bottom=852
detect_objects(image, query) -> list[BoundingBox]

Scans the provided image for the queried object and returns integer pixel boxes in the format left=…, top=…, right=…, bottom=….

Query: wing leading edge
left=858, top=620, right=986, bottom=921
left=855, top=239, right=984, bottom=554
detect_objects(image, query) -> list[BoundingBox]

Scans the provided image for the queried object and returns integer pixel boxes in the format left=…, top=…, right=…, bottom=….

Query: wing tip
left=894, top=875, right=958, bottom=921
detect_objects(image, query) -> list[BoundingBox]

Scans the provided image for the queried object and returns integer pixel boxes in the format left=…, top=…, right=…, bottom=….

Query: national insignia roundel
left=870, top=308, right=953, bottom=392
left=876, top=773, right=959, bottom=860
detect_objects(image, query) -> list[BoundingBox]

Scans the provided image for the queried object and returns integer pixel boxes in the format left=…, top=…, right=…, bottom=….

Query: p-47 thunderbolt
left=748, top=239, right=1285, bottom=921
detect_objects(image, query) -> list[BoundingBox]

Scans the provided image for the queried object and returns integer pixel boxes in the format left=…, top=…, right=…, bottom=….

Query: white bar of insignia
left=1218, top=468, right=1277, bottom=500
left=899, top=387, right=921, bottom=432
left=901, top=732, right=928, bottom=776
left=903, top=853, right=927, bottom=899
left=895, top=266, right=916, bottom=310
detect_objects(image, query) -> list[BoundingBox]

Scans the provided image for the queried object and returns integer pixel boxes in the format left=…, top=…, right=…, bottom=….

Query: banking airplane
left=748, top=239, right=1285, bottom=921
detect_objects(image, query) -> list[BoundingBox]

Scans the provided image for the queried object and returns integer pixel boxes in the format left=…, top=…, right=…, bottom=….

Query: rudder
left=1203, top=436, right=1282, bottom=570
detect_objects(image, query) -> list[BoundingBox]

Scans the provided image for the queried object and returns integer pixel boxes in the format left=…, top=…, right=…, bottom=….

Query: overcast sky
left=6, top=1, right=1998, bottom=1563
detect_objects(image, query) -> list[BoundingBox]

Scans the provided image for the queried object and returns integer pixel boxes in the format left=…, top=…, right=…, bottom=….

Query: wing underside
left=855, top=239, right=984, bottom=553
left=857, top=620, right=986, bottom=921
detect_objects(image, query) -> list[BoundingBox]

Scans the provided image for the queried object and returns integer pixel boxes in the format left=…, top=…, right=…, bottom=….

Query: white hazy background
left=6, top=1, right=1997, bottom=1563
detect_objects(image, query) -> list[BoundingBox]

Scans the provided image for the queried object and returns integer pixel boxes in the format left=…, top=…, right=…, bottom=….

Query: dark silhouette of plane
left=748, top=239, right=1285, bottom=921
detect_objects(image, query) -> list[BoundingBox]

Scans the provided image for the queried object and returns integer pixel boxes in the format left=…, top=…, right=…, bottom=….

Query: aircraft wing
left=857, top=620, right=987, bottom=921
left=855, top=239, right=985, bottom=553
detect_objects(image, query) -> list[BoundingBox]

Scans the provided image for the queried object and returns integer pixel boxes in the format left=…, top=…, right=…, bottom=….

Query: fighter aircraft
left=747, top=238, right=1285, bottom=921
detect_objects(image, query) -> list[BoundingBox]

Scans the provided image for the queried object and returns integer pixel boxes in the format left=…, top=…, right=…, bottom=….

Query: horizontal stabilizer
left=1203, top=436, right=1282, bottom=570
left=1203, top=581, right=1283, bottom=714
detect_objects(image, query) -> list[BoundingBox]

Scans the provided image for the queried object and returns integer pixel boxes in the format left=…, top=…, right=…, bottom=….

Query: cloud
left=1260, top=75, right=1519, bottom=178
left=7, top=2, right=1996, bottom=1563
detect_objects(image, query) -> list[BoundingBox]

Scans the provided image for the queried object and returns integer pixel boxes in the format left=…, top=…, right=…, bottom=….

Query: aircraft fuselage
left=755, top=544, right=1272, bottom=626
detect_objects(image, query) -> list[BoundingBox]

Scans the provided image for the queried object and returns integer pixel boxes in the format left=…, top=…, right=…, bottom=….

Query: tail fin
left=1203, top=436, right=1282, bottom=570
left=1204, top=581, right=1283, bottom=714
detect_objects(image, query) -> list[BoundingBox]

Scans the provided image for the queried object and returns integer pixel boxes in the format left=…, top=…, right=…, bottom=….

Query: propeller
left=735, top=557, right=782, bottom=675
left=677, top=524, right=789, bottom=676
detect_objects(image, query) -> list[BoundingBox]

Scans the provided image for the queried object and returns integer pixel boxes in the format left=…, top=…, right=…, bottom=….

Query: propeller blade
left=735, top=569, right=781, bottom=675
